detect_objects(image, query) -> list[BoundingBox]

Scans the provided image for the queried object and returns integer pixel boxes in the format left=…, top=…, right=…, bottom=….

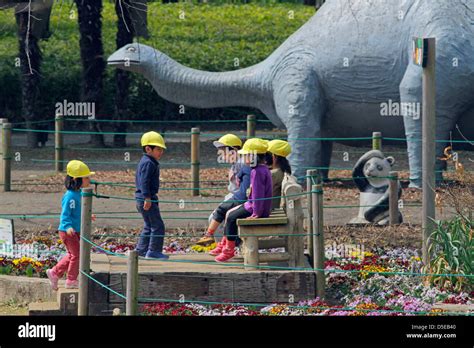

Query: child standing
left=266, top=139, right=292, bottom=210
left=214, top=138, right=272, bottom=262
left=196, top=134, right=251, bottom=247
left=135, top=131, right=168, bottom=260
left=46, top=160, right=95, bottom=290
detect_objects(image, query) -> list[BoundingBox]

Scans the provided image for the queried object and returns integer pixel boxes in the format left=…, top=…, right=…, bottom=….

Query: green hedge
left=0, top=2, right=314, bottom=124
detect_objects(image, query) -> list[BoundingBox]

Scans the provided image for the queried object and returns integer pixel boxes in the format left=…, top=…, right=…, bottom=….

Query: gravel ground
left=2, top=130, right=471, bottom=247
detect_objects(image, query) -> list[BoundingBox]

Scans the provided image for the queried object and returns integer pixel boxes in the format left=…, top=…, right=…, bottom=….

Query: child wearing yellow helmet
left=265, top=139, right=292, bottom=209
left=196, top=134, right=251, bottom=247
left=135, top=131, right=168, bottom=260
left=46, top=160, right=95, bottom=291
left=213, top=138, right=273, bottom=262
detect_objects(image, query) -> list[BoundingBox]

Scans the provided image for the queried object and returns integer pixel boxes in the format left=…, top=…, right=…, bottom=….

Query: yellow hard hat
left=238, top=138, right=268, bottom=155
left=67, top=160, right=95, bottom=178
left=213, top=134, right=242, bottom=149
left=267, top=139, right=291, bottom=157
left=141, top=131, right=166, bottom=149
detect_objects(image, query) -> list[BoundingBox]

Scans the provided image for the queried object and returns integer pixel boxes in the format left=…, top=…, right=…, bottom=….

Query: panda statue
left=349, top=150, right=403, bottom=225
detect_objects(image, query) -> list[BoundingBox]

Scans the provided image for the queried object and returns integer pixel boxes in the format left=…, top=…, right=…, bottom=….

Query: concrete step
left=57, top=288, right=79, bottom=315
left=28, top=302, right=61, bottom=316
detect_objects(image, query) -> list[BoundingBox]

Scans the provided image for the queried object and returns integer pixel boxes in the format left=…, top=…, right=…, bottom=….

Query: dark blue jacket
left=232, top=165, right=251, bottom=202
left=135, top=154, right=160, bottom=201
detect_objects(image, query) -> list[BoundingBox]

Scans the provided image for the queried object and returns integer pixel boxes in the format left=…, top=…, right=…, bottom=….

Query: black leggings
left=212, top=200, right=240, bottom=223
left=224, top=204, right=251, bottom=241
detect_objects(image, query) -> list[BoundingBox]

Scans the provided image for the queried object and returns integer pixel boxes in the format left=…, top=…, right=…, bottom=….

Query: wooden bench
left=237, top=174, right=305, bottom=269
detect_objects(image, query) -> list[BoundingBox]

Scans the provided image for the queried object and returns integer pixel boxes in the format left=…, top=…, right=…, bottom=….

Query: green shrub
left=0, top=2, right=314, bottom=124
left=426, top=216, right=473, bottom=292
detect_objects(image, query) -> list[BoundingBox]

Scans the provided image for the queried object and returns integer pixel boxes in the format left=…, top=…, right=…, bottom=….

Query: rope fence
left=79, top=269, right=472, bottom=316
left=1, top=118, right=472, bottom=316
left=72, top=234, right=473, bottom=317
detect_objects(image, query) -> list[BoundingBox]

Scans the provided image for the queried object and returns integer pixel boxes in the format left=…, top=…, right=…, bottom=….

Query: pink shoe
left=209, top=237, right=227, bottom=256
left=46, top=269, right=59, bottom=291
left=215, top=240, right=236, bottom=262
left=65, top=280, right=79, bottom=289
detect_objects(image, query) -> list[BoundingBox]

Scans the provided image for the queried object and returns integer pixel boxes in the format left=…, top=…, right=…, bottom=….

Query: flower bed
left=0, top=256, right=57, bottom=278
left=3, top=236, right=472, bottom=316
left=141, top=247, right=473, bottom=316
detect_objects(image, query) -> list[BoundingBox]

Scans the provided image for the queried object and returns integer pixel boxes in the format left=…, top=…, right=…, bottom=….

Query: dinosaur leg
left=401, top=63, right=459, bottom=186
left=400, top=63, right=422, bottom=188
left=320, top=140, right=333, bottom=180
left=273, top=67, right=325, bottom=182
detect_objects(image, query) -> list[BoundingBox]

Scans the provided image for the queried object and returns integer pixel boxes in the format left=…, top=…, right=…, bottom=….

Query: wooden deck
left=88, top=253, right=317, bottom=315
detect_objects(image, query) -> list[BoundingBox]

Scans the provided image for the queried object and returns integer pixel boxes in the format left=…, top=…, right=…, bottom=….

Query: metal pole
left=1, top=123, right=12, bottom=192
left=312, top=183, right=325, bottom=299
left=306, top=169, right=318, bottom=262
left=422, top=38, right=436, bottom=267
left=389, top=171, right=398, bottom=225
left=55, top=116, right=64, bottom=172
left=126, top=250, right=139, bottom=316
left=78, top=187, right=93, bottom=316
left=372, top=132, right=382, bottom=151
left=191, top=127, right=200, bottom=197
left=247, top=114, right=256, bottom=138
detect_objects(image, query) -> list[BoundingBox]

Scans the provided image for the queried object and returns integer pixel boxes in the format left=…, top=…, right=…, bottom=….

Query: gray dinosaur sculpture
left=108, top=0, right=474, bottom=187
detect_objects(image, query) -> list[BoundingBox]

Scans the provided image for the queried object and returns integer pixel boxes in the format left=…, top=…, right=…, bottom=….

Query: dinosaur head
left=107, top=43, right=151, bottom=73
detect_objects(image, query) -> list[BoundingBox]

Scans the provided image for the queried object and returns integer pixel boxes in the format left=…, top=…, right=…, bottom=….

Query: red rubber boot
left=209, top=237, right=227, bottom=256
left=214, top=240, right=236, bottom=262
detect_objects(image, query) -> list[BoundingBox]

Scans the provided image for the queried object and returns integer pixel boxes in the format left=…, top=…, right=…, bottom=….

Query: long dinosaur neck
left=142, top=51, right=269, bottom=109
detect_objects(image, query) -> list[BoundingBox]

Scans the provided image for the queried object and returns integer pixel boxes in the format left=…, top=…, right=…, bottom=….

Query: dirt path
left=1, top=134, right=469, bottom=234
left=0, top=302, right=28, bottom=315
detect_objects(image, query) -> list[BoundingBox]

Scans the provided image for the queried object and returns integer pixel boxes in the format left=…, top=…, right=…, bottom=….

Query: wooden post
left=78, top=187, right=93, bottom=316
left=243, top=236, right=259, bottom=269
left=422, top=38, right=436, bottom=267
left=312, top=184, right=325, bottom=299
left=372, top=132, right=382, bottom=151
left=191, top=127, right=200, bottom=197
left=389, top=171, right=398, bottom=225
left=306, top=169, right=318, bottom=262
left=247, top=114, right=256, bottom=138
left=1, top=123, right=12, bottom=192
left=126, top=250, right=139, bottom=316
left=55, top=116, right=64, bottom=172
left=0, top=118, right=7, bottom=189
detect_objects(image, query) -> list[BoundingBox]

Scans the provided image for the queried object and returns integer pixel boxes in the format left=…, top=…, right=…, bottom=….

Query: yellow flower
left=35, top=261, right=43, bottom=267
left=411, top=256, right=422, bottom=262
left=268, top=305, right=286, bottom=315
left=350, top=251, right=374, bottom=259
left=191, top=243, right=217, bottom=253
left=428, top=308, right=445, bottom=316
left=360, top=265, right=389, bottom=279
left=12, top=259, right=19, bottom=266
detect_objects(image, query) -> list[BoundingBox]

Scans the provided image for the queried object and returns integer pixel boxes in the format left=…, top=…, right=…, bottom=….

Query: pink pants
left=52, top=232, right=80, bottom=281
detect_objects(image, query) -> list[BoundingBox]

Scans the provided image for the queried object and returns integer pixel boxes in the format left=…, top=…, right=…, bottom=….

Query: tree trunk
left=315, top=0, right=325, bottom=9
left=113, top=0, right=134, bottom=148
left=16, top=11, right=42, bottom=148
left=74, top=0, right=105, bottom=147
